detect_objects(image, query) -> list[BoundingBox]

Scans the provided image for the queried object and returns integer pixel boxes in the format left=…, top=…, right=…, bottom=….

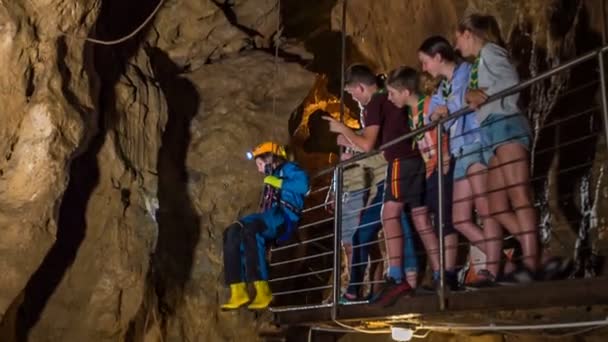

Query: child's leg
left=452, top=177, right=483, bottom=248
left=483, top=113, right=537, bottom=272
left=222, top=218, right=256, bottom=310
left=348, top=223, right=382, bottom=295
left=346, top=229, right=363, bottom=296
left=343, top=243, right=353, bottom=277
left=348, top=182, right=383, bottom=296
left=441, top=162, right=458, bottom=273
left=468, top=162, right=503, bottom=277
left=223, top=221, right=245, bottom=285
left=494, top=143, right=538, bottom=271
left=426, top=164, right=457, bottom=274
left=383, top=157, right=431, bottom=280
left=411, top=206, right=439, bottom=272
left=382, top=200, right=405, bottom=280
left=242, top=218, right=271, bottom=282
left=401, top=213, right=418, bottom=288
left=369, top=240, right=384, bottom=295
left=342, top=189, right=366, bottom=293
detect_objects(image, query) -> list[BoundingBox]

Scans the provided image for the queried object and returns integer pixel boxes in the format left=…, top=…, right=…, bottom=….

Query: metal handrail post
left=599, top=50, right=608, bottom=153
left=331, top=165, right=343, bottom=321
left=436, top=125, right=446, bottom=311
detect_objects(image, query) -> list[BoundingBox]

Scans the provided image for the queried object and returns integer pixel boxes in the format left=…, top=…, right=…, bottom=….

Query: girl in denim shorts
left=455, top=14, right=538, bottom=278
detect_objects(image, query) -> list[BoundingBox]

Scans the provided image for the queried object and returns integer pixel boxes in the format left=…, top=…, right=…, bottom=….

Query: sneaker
left=371, top=277, right=412, bottom=307
left=424, top=271, right=462, bottom=292
left=369, top=276, right=398, bottom=303
left=338, top=292, right=365, bottom=304
left=466, top=269, right=497, bottom=289
left=444, top=270, right=461, bottom=291
left=540, top=257, right=573, bottom=281
left=497, top=267, right=535, bottom=285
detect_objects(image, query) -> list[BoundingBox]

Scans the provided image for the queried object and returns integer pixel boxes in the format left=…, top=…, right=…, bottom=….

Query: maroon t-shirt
left=362, top=92, right=420, bottom=162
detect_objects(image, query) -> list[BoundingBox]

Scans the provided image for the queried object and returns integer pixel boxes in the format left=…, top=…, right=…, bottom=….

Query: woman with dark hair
left=418, top=35, right=503, bottom=286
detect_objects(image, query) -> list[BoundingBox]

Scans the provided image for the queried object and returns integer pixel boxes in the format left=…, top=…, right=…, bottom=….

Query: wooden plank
left=447, top=277, right=608, bottom=312
left=274, top=277, right=608, bottom=325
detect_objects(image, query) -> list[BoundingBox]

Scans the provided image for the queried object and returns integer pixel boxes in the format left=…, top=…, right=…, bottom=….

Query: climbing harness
left=257, top=161, right=300, bottom=245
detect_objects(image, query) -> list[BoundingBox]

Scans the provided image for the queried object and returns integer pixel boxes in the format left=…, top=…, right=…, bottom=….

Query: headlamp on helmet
left=246, top=141, right=287, bottom=160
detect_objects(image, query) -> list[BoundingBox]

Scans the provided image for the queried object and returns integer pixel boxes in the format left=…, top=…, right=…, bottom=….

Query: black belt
left=272, top=193, right=301, bottom=215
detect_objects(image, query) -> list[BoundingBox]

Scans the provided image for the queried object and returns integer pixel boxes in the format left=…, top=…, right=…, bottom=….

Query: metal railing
left=267, top=45, right=608, bottom=318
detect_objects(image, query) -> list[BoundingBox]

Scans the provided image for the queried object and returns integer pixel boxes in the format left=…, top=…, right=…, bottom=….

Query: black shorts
left=384, top=156, right=425, bottom=209
left=425, top=159, right=456, bottom=236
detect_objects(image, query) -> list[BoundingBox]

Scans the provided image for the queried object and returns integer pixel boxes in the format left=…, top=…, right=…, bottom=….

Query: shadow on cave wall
left=0, top=1, right=164, bottom=341
left=510, top=0, right=604, bottom=274
left=0, top=0, right=203, bottom=340
left=146, top=46, right=201, bottom=324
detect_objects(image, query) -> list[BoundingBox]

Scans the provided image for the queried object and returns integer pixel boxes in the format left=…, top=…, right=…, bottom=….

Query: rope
left=272, top=0, right=282, bottom=117
left=63, top=0, right=164, bottom=46
left=339, top=0, right=347, bottom=124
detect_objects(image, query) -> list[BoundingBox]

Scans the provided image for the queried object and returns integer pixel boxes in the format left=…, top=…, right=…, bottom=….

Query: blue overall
left=223, top=162, right=309, bottom=284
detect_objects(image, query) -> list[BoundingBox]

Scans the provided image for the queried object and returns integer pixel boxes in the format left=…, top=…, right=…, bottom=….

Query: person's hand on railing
left=465, top=88, right=488, bottom=109
left=340, top=150, right=353, bottom=161
left=430, top=105, right=449, bottom=122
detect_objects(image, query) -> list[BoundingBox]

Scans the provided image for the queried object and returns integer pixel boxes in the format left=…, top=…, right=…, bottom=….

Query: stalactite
left=590, top=165, right=604, bottom=255
left=574, top=171, right=593, bottom=277
left=528, top=0, right=583, bottom=174
left=538, top=179, right=552, bottom=245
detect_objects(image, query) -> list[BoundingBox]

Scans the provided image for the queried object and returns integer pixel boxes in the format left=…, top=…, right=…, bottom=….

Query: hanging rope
left=339, top=0, right=347, bottom=124
left=62, top=0, right=164, bottom=46
left=272, top=0, right=282, bottom=117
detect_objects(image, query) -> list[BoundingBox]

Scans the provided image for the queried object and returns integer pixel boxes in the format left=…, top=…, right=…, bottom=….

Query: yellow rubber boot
left=221, top=282, right=250, bottom=311
left=248, top=281, right=273, bottom=310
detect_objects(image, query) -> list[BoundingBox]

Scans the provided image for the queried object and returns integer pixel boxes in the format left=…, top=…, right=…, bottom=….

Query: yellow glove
left=264, top=175, right=283, bottom=189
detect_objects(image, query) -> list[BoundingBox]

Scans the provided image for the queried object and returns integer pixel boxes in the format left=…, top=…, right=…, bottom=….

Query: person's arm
left=324, top=96, right=384, bottom=152
left=480, top=44, right=519, bottom=95
left=337, top=134, right=362, bottom=152
left=276, top=163, right=310, bottom=196
left=323, top=116, right=380, bottom=152
left=448, top=63, right=472, bottom=114
left=429, top=92, right=448, bottom=122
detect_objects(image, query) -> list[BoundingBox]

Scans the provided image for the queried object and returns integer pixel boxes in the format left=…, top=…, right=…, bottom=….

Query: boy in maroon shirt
left=325, top=64, right=433, bottom=306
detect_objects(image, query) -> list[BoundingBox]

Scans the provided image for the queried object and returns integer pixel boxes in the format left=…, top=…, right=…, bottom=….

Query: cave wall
left=0, top=0, right=314, bottom=341
left=0, top=0, right=101, bottom=329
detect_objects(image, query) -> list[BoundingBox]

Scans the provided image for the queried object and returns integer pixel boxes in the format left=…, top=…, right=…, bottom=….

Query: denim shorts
left=453, top=142, right=485, bottom=180
left=480, top=113, right=531, bottom=164
left=341, top=189, right=366, bottom=244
